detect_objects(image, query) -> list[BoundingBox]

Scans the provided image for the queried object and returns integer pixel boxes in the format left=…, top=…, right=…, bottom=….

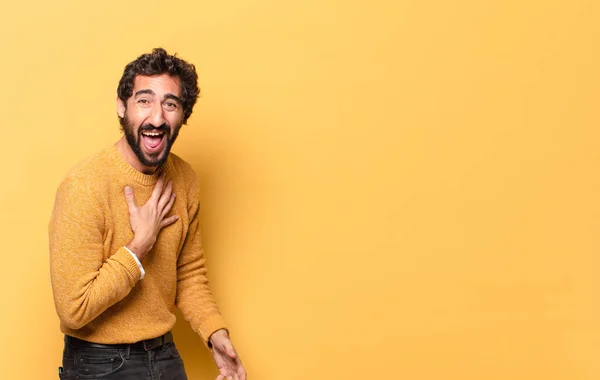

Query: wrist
left=209, top=329, right=229, bottom=348
left=126, top=237, right=152, bottom=260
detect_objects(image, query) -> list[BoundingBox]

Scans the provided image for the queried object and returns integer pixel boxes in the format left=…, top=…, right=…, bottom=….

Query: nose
left=149, top=103, right=166, bottom=127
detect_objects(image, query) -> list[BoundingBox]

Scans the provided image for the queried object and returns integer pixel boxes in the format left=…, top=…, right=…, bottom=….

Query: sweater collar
left=107, top=144, right=174, bottom=186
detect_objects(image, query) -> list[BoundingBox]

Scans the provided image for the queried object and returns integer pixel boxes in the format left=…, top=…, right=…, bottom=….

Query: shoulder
left=50, top=150, right=110, bottom=227
left=55, top=147, right=113, bottom=199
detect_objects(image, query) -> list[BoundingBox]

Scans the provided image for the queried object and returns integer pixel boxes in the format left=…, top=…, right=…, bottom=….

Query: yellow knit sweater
left=49, top=144, right=227, bottom=344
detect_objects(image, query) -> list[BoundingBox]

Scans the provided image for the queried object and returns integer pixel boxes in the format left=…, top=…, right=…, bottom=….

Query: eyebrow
left=134, top=89, right=154, bottom=97
left=134, top=89, right=181, bottom=104
left=164, top=93, right=182, bottom=104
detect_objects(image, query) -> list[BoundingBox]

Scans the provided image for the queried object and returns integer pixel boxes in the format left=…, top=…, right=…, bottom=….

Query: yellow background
left=1, top=0, right=599, bottom=379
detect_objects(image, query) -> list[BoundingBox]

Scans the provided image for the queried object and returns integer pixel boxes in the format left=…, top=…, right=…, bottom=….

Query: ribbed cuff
left=113, top=247, right=142, bottom=282
left=195, top=314, right=228, bottom=349
left=123, top=246, right=145, bottom=280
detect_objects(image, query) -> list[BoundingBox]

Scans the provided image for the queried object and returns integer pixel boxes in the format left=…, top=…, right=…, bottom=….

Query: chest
left=101, top=183, right=191, bottom=268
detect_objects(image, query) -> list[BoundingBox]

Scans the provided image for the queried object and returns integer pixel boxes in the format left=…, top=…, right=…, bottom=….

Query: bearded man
left=49, top=48, right=246, bottom=380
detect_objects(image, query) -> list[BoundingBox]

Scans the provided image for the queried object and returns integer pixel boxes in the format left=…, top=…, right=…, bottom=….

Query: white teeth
left=142, top=132, right=163, bottom=136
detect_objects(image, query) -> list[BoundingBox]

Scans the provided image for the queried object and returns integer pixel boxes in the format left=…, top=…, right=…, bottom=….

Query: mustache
left=138, top=124, right=169, bottom=134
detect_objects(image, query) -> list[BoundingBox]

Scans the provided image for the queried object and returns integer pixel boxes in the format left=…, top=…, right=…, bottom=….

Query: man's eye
left=166, top=102, right=177, bottom=108
left=138, top=99, right=149, bottom=104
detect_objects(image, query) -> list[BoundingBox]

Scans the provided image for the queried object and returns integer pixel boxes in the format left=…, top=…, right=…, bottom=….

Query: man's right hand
left=124, top=174, right=178, bottom=260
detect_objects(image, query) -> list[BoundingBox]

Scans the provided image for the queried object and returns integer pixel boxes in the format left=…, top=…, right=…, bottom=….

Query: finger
left=157, top=180, right=173, bottom=211
left=224, top=342, right=237, bottom=360
left=160, top=193, right=177, bottom=219
left=237, top=361, right=246, bottom=380
left=159, top=214, right=179, bottom=228
left=213, top=351, right=226, bottom=368
left=123, top=186, right=137, bottom=211
left=150, top=173, right=166, bottom=203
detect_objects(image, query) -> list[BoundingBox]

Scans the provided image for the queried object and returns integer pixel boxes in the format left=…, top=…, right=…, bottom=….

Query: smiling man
left=49, top=48, right=246, bottom=380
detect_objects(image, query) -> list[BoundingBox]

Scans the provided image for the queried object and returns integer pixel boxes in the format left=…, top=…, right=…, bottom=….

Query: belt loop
left=125, top=344, right=131, bottom=359
left=63, top=335, right=70, bottom=356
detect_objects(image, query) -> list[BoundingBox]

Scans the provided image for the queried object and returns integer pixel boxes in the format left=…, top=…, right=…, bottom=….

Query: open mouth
left=140, top=130, right=166, bottom=152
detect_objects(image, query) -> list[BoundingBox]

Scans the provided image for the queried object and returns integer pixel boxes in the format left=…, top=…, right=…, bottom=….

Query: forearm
left=176, top=255, right=227, bottom=343
left=50, top=246, right=141, bottom=329
left=175, top=220, right=226, bottom=342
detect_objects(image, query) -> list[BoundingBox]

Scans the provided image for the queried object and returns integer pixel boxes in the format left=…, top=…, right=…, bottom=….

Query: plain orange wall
left=1, top=0, right=600, bottom=379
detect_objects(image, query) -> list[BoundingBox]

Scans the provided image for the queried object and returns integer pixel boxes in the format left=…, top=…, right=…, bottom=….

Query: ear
left=116, top=97, right=126, bottom=118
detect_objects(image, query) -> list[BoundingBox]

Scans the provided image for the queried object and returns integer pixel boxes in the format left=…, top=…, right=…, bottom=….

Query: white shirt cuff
left=124, top=246, right=145, bottom=280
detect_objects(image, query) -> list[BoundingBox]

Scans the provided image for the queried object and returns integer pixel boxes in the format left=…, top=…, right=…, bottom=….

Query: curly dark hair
left=117, top=48, right=200, bottom=124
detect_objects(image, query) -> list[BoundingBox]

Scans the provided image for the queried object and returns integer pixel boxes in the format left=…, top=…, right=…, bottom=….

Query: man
left=49, top=48, right=246, bottom=380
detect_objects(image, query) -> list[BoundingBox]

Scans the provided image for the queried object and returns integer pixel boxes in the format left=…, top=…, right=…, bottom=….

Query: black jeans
left=59, top=336, right=188, bottom=379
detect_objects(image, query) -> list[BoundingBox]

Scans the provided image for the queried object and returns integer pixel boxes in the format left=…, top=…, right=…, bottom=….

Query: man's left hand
left=210, top=329, right=247, bottom=380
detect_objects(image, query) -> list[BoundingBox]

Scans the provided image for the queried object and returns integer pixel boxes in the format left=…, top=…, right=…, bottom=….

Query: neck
left=115, top=137, right=158, bottom=175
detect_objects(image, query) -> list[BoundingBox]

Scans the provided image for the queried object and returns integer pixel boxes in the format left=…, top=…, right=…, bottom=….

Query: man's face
left=118, top=74, right=184, bottom=168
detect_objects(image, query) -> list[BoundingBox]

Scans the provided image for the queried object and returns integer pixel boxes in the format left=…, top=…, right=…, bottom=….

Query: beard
left=120, top=113, right=182, bottom=168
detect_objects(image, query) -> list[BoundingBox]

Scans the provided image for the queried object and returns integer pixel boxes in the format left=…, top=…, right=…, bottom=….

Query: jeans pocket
left=74, top=351, right=124, bottom=378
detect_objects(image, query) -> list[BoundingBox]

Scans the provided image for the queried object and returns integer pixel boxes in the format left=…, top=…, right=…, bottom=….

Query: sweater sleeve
left=49, top=176, right=141, bottom=330
left=175, top=176, right=227, bottom=346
